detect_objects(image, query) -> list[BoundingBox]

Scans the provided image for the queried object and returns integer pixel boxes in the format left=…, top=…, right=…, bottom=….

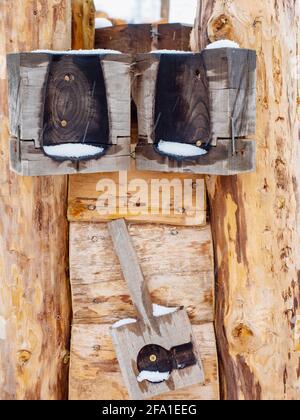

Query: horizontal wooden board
left=68, top=171, right=206, bottom=226
left=136, top=139, right=256, bottom=175
left=69, top=322, right=219, bottom=400
left=10, top=138, right=131, bottom=176
left=69, top=222, right=214, bottom=324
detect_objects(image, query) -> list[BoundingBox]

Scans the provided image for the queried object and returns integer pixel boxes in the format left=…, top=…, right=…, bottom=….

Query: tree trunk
left=0, top=0, right=71, bottom=400
left=72, top=0, right=96, bottom=50
left=193, top=0, right=300, bottom=400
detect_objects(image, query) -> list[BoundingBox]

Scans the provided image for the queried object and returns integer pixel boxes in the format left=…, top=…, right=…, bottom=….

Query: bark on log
left=0, top=0, right=71, bottom=400
left=193, top=0, right=300, bottom=400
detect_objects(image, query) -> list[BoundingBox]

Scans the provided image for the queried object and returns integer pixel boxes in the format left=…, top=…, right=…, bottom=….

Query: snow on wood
left=157, top=140, right=207, bottom=158
left=32, top=49, right=121, bottom=55
left=205, top=39, right=240, bottom=49
left=137, top=370, right=170, bottom=383
left=43, top=144, right=104, bottom=159
left=153, top=304, right=178, bottom=317
left=95, top=18, right=113, bottom=29
left=112, top=318, right=137, bottom=329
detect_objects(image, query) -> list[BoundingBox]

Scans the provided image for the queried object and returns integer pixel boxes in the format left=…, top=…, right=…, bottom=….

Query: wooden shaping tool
left=108, top=219, right=205, bottom=400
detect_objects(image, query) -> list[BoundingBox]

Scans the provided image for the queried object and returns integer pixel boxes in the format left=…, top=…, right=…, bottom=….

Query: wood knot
left=209, top=14, right=234, bottom=42
left=17, top=350, right=32, bottom=365
left=232, top=324, right=254, bottom=342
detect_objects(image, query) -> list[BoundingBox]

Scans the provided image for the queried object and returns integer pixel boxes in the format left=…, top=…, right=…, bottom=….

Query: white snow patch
left=153, top=304, right=178, bottom=317
left=43, top=143, right=104, bottom=159
left=157, top=140, right=207, bottom=158
left=137, top=370, right=170, bottom=383
left=95, top=18, right=113, bottom=29
left=0, top=317, right=6, bottom=340
left=32, top=49, right=121, bottom=55
left=150, top=50, right=193, bottom=54
left=205, top=39, right=240, bottom=50
left=112, top=318, right=137, bottom=329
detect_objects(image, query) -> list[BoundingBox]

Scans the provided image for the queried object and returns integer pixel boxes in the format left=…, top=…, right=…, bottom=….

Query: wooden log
left=0, top=0, right=71, bottom=400
left=72, top=0, right=95, bottom=50
left=194, top=0, right=300, bottom=400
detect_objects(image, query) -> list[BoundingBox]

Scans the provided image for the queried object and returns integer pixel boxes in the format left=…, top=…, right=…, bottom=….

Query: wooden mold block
left=68, top=222, right=218, bottom=400
left=134, top=49, right=256, bottom=175
left=95, top=23, right=193, bottom=54
left=7, top=51, right=131, bottom=176
left=108, top=219, right=205, bottom=400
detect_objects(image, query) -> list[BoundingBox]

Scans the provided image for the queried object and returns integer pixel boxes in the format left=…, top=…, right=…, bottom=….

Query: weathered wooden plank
left=136, top=139, right=256, bottom=175
left=95, top=23, right=192, bottom=54
left=10, top=138, right=131, bottom=176
left=108, top=219, right=153, bottom=326
left=69, top=222, right=214, bottom=324
left=102, top=58, right=131, bottom=144
left=68, top=171, right=206, bottom=226
left=69, top=322, right=219, bottom=400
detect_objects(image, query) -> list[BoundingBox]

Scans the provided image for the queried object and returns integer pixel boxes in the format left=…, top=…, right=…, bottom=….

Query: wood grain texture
left=194, top=0, right=300, bottom=400
left=69, top=222, right=215, bottom=325
left=68, top=171, right=206, bottom=226
left=0, top=0, right=71, bottom=400
left=136, top=138, right=256, bottom=175
left=95, top=23, right=192, bottom=54
left=69, top=222, right=217, bottom=399
left=72, top=0, right=95, bottom=50
left=69, top=322, right=219, bottom=400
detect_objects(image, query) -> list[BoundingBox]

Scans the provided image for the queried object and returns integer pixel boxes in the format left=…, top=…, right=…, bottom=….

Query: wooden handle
left=108, top=219, right=153, bottom=325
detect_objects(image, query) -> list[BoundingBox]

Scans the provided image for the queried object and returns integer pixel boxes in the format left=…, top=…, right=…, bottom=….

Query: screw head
left=61, top=120, right=67, bottom=128
left=150, top=354, right=157, bottom=363
left=196, top=140, right=202, bottom=147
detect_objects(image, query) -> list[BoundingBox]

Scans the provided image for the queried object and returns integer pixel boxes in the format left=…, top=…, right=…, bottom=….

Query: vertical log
left=72, top=0, right=96, bottom=50
left=161, top=0, right=170, bottom=22
left=193, top=0, right=300, bottom=400
left=0, top=0, right=71, bottom=400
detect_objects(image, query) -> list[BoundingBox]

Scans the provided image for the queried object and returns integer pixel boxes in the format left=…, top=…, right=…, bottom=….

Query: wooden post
left=72, top=0, right=96, bottom=50
left=161, top=0, right=170, bottom=22
left=0, top=1, right=71, bottom=400
left=193, top=0, right=300, bottom=400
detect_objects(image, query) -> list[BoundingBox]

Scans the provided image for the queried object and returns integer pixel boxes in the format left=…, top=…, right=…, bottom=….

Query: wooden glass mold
left=108, top=219, right=205, bottom=400
left=7, top=51, right=131, bottom=176
left=134, top=48, right=257, bottom=175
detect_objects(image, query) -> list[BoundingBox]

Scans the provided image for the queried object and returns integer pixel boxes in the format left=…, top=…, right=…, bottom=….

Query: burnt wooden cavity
left=42, top=54, right=109, bottom=161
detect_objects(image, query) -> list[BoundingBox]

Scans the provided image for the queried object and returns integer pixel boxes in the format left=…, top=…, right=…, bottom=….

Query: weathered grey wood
left=111, top=309, right=205, bottom=400
left=136, top=138, right=256, bottom=175
left=7, top=53, right=51, bottom=146
left=133, top=55, right=160, bottom=143
left=7, top=52, right=132, bottom=175
left=10, top=137, right=131, bottom=176
left=108, top=219, right=205, bottom=400
left=102, top=56, right=131, bottom=145
left=202, top=48, right=256, bottom=138
left=108, top=219, right=153, bottom=327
